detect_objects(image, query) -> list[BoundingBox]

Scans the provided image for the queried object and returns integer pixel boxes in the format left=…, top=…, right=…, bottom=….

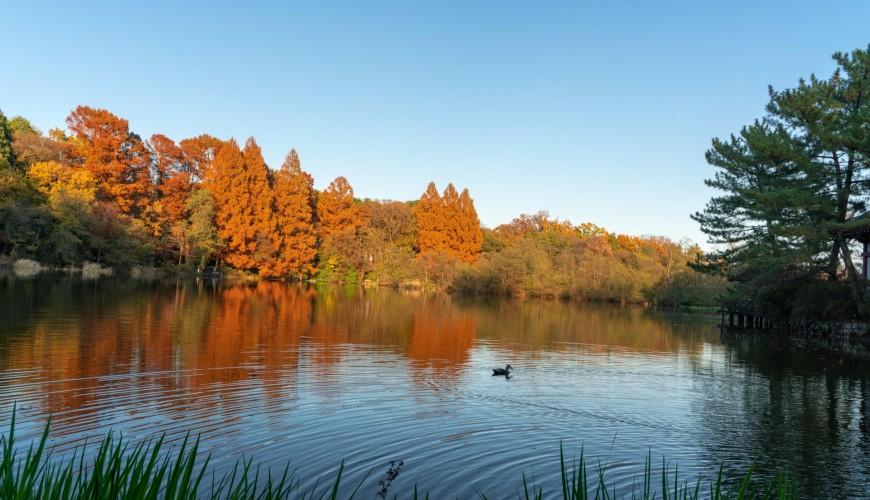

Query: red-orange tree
left=457, top=188, right=483, bottom=261
left=243, top=138, right=277, bottom=272
left=264, top=149, right=317, bottom=279
left=66, top=106, right=153, bottom=216
left=415, top=182, right=446, bottom=254
left=205, top=138, right=274, bottom=271
left=149, top=134, right=189, bottom=224
left=415, top=182, right=483, bottom=262
left=316, top=176, right=358, bottom=240
left=179, top=134, right=224, bottom=181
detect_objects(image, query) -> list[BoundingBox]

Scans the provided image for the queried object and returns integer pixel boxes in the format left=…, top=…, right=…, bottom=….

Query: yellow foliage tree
left=27, top=161, right=97, bottom=209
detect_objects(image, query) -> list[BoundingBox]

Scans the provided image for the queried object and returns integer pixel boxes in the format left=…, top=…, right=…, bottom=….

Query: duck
left=492, top=364, right=513, bottom=376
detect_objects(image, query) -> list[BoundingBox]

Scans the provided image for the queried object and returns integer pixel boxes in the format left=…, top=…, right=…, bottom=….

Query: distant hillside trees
left=0, top=103, right=722, bottom=306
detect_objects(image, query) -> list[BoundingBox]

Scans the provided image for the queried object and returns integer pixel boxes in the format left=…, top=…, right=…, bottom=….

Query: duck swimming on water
left=492, top=365, right=513, bottom=376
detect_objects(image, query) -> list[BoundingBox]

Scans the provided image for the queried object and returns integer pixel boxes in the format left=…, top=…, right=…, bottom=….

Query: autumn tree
left=27, top=161, right=97, bottom=208
left=316, top=176, right=358, bottom=239
left=441, top=183, right=461, bottom=249
left=179, top=134, right=224, bottom=181
left=204, top=138, right=274, bottom=271
left=205, top=139, right=248, bottom=268
left=264, top=149, right=317, bottom=279
left=26, top=161, right=98, bottom=263
left=370, top=200, right=416, bottom=247
left=149, top=134, right=190, bottom=223
left=457, top=188, right=483, bottom=261
left=415, top=182, right=445, bottom=254
left=244, top=138, right=278, bottom=272
left=8, top=118, right=71, bottom=167
left=146, top=134, right=196, bottom=264
left=66, top=106, right=152, bottom=216
left=415, top=182, right=482, bottom=262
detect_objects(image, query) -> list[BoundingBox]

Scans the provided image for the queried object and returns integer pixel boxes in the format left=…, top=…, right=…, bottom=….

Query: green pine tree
left=0, top=109, right=17, bottom=170
left=693, top=46, right=870, bottom=313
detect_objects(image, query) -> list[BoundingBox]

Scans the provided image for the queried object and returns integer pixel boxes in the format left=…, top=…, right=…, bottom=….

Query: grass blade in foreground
left=1, top=407, right=797, bottom=499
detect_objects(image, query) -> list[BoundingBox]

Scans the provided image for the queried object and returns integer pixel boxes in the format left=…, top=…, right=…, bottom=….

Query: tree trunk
left=827, top=238, right=840, bottom=280
left=839, top=237, right=866, bottom=313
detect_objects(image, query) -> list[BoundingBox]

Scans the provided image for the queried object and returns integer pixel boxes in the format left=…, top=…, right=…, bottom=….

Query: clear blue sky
left=3, top=1, right=868, bottom=244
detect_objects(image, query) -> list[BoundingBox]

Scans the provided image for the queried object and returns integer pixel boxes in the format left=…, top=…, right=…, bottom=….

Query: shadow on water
left=0, top=274, right=868, bottom=497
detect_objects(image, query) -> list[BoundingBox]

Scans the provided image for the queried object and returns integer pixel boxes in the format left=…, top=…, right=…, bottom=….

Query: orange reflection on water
left=0, top=279, right=713, bottom=428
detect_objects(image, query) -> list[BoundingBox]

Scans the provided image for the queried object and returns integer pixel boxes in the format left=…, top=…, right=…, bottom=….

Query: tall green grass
left=1, top=407, right=796, bottom=499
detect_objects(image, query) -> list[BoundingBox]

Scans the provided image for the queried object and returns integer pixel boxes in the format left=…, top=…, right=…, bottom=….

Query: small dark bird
left=492, top=364, right=513, bottom=376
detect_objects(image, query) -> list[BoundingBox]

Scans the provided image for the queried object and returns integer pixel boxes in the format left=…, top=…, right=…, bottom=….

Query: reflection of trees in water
left=464, top=298, right=716, bottom=355
left=305, top=289, right=476, bottom=386
left=2, top=280, right=718, bottom=434
left=700, top=331, right=870, bottom=498
left=0, top=279, right=315, bottom=425
left=407, top=295, right=476, bottom=383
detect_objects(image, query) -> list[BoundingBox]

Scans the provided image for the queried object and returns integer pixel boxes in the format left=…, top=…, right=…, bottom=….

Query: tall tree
left=415, top=182, right=446, bottom=254
left=415, top=182, right=482, bottom=262
left=185, top=188, right=223, bottom=270
left=205, top=138, right=272, bottom=270
left=149, top=134, right=190, bottom=224
left=66, top=106, right=153, bottom=216
left=179, top=134, right=223, bottom=181
left=264, top=149, right=317, bottom=279
left=316, top=176, right=358, bottom=239
left=0, top=109, right=16, bottom=171
left=148, top=134, right=195, bottom=264
left=693, top=46, right=870, bottom=311
left=242, top=138, right=277, bottom=272
left=457, top=188, right=484, bottom=261
left=441, top=183, right=461, bottom=257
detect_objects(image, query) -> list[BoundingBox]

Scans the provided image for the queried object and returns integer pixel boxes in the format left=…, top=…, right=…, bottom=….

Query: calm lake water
left=1, top=276, right=869, bottom=498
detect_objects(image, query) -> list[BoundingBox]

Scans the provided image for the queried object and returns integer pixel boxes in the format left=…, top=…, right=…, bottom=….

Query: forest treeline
left=0, top=105, right=725, bottom=305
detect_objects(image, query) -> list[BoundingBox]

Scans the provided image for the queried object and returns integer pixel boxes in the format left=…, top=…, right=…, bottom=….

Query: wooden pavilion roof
left=838, top=213, right=870, bottom=242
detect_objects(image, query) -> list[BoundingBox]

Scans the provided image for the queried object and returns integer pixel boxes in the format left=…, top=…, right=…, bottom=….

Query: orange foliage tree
left=179, top=134, right=224, bottom=181
left=147, top=133, right=205, bottom=264
left=415, top=182, right=482, bottom=262
left=204, top=138, right=275, bottom=271
left=457, top=187, right=483, bottom=261
left=316, top=176, right=358, bottom=240
left=65, top=106, right=152, bottom=216
left=415, top=182, right=445, bottom=254
left=149, top=134, right=189, bottom=225
left=263, top=149, right=317, bottom=279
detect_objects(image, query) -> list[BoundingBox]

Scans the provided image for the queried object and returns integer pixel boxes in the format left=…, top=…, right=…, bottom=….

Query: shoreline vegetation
left=0, top=255, right=725, bottom=310
left=2, top=410, right=795, bottom=500
left=0, top=106, right=726, bottom=308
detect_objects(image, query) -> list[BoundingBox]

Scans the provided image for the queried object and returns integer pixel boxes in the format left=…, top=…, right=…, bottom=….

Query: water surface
left=1, top=276, right=869, bottom=498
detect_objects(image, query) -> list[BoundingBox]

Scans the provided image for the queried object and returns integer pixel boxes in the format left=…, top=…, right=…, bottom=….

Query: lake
left=1, top=276, right=869, bottom=498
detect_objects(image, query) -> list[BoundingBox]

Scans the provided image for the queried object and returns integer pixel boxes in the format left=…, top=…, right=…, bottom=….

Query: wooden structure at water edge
left=720, top=303, right=775, bottom=331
